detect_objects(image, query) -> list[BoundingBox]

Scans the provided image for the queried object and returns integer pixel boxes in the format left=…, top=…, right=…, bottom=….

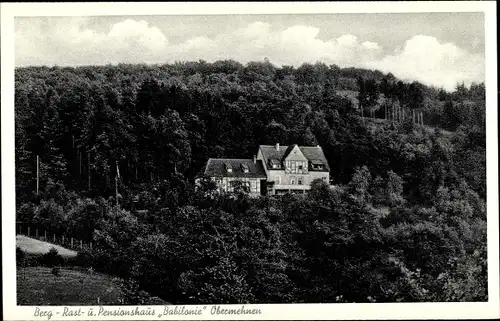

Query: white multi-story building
left=202, top=143, right=330, bottom=196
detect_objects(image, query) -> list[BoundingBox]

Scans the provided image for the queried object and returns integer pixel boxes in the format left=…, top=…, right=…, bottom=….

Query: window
left=274, top=175, right=281, bottom=185
left=311, top=159, right=324, bottom=170
left=298, top=177, right=303, bottom=185
left=250, top=180, right=257, bottom=192
left=241, top=164, right=249, bottom=173
left=290, top=176, right=296, bottom=185
left=270, top=159, right=281, bottom=169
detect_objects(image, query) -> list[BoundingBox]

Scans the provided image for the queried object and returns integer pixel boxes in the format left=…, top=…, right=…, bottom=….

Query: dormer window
left=224, top=163, right=232, bottom=173
left=311, top=159, right=324, bottom=170
left=269, top=159, right=281, bottom=169
left=241, top=164, right=249, bottom=173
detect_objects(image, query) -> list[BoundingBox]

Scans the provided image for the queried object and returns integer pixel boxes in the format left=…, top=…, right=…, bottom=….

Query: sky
left=15, top=13, right=485, bottom=90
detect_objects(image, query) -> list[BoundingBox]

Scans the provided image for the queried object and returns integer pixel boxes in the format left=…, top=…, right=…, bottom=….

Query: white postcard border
left=2, top=2, right=498, bottom=320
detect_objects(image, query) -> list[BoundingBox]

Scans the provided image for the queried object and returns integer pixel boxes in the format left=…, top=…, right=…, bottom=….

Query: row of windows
left=274, top=176, right=303, bottom=185
left=285, top=161, right=308, bottom=173
left=216, top=179, right=259, bottom=192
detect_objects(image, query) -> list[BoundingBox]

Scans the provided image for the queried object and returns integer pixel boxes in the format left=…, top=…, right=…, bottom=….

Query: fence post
left=36, top=229, right=39, bottom=238
left=44, top=230, right=47, bottom=240
left=28, top=227, right=30, bottom=237
left=62, top=235, right=65, bottom=245
left=80, top=240, right=83, bottom=249
left=53, top=234, right=56, bottom=243
left=90, top=242, right=92, bottom=249
left=71, top=238, right=74, bottom=248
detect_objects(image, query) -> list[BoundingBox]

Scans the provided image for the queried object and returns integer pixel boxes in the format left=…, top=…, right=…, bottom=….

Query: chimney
left=253, top=155, right=257, bottom=163
left=275, top=143, right=280, bottom=151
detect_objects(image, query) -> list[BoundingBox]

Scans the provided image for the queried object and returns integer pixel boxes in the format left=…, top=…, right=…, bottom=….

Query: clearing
left=17, top=266, right=167, bottom=305
left=16, top=235, right=77, bottom=257
left=16, top=236, right=167, bottom=305
left=17, top=266, right=123, bottom=305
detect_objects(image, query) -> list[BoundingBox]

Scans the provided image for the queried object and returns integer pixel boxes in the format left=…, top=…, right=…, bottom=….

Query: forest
left=15, top=60, right=487, bottom=303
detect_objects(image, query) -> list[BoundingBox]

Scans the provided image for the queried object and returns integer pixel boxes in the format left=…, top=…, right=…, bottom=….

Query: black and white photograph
left=2, top=1, right=499, bottom=320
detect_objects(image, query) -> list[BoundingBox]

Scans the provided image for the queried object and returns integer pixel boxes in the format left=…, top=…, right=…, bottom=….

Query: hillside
left=17, top=266, right=124, bottom=305
left=16, top=235, right=77, bottom=257
left=14, top=61, right=487, bottom=304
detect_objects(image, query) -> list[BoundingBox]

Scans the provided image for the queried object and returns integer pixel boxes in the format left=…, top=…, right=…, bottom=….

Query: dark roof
left=204, top=159, right=267, bottom=178
left=283, top=144, right=297, bottom=159
left=259, top=145, right=330, bottom=172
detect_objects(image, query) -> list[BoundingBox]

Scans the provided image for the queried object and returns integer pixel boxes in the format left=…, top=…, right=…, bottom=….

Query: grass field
left=16, top=235, right=77, bottom=257
left=16, top=236, right=167, bottom=305
left=17, top=266, right=124, bottom=305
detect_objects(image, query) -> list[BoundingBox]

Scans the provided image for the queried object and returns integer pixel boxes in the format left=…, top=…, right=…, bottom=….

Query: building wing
left=258, top=144, right=330, bottom=172
left=204, top=159, right=267, bottom=179
left=300, top=147, right=330, bottom=172
left=258, top=145, right=288, bottom=170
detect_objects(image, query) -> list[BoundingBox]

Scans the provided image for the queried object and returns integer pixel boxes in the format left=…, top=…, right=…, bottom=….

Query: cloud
left=365, top=35, right=484, bottom=90
left=15, top=19, right=484, bottom=90
left=16, top=18, right=168, bottom=65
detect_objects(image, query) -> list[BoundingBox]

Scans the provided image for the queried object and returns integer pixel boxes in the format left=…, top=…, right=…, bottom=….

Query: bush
left=113, top=278, right=146, bottom=305
left=51, top=266, right=61, bottom=277
left=41, top=247, right=65, bottom=268
left=73, top=248, right=94, bottom=268
left=24, top=253, right=43, bottom=267
left=16, top=246, right=26, bottom=266
left=16, top=203, right=35, bottom=223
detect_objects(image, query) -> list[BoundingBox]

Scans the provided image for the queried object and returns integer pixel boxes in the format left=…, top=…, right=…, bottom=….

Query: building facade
left=202, top=144, right=330, bottom=196
left=257, top=144, right=330, bottom=195
left=202, top=158, right=267, bottom=197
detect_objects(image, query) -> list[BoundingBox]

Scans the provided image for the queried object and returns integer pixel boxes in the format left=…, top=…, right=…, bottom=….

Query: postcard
left=1, top=1, right=498, bottom=320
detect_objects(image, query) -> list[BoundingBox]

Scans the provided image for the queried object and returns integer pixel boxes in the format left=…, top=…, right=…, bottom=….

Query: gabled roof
left=259, top=144, right=330, bottom=172
left=283, top=144, right=297, bottom=159
left=204, top=159, right=267, bottom=178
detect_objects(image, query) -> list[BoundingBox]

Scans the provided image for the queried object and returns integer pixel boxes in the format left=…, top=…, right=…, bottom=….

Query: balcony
left=284, top=169, right=308, bottom=174
left=273, top=184, right=311, bottom=190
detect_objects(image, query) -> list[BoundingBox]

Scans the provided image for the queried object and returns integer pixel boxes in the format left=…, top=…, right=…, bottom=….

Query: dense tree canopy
left=15, top=61, right=487, bottom=303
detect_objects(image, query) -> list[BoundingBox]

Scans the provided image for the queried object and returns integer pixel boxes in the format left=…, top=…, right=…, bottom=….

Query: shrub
left=41, top=247, right=65, bottom=268
left=16, top=204, right=35, bottom=223
left=113, top=277, right=145, bottom=305
left=73, top=248, right=94, bottom=268
left=16, top=246, right=26, bottom=266
left=24, top=253, right=43, bottom=267
left=51, top=266, right=61, bottom=277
